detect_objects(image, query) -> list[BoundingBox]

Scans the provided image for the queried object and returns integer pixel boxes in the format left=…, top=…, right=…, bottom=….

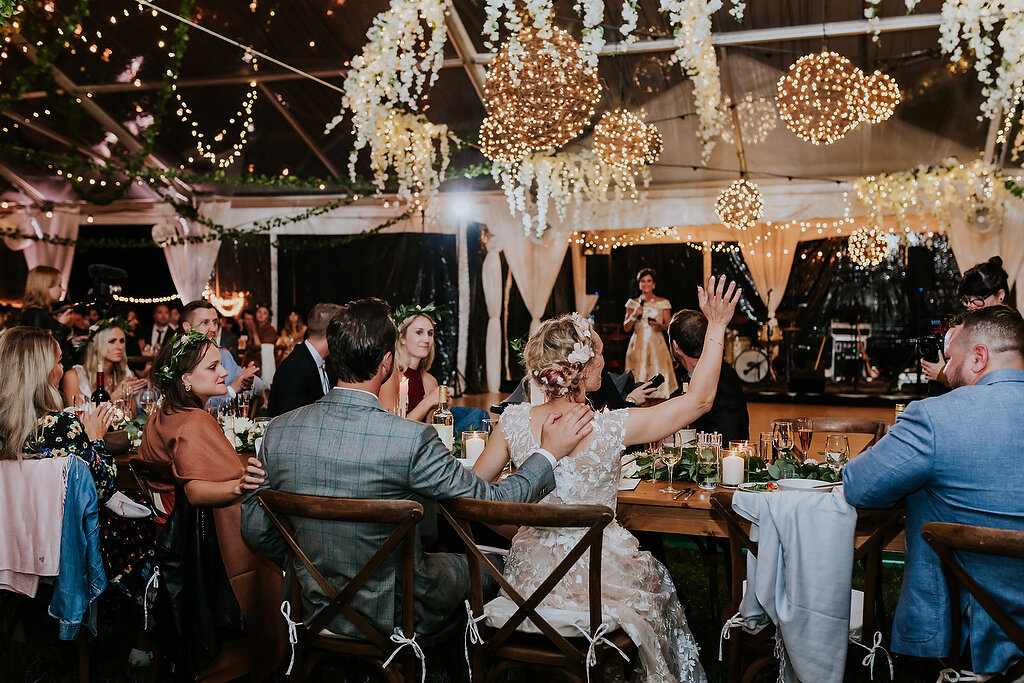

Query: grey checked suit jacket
left=241, top=388, right=556, bottom=637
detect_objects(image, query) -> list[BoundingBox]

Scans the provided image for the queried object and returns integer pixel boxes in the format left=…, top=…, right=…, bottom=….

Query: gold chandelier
left=776, top=51, right=868, bottom=145
left=715, top=179, right=764, bottom=231
left=847, top=226, right=889, bottom=267
left=592, top=109, right=663, bottom=168
left=483, top=25, right=601, bottom=153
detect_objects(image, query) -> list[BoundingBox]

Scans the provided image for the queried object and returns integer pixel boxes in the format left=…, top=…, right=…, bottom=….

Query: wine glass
left=660, top=434, right=682, bottom=494
left=138, top=385, right=159, bottom=417
left=796, top=418, right=813, bottom=460
left=823, top=434, right=850, bottom=472
left=773, top=420, right=794, bottom=459
left=236, top=390, right=251, bottom=418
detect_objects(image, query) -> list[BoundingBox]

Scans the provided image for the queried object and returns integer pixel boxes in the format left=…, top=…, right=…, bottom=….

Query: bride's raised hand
left=696, top=275, right=739, bottom=327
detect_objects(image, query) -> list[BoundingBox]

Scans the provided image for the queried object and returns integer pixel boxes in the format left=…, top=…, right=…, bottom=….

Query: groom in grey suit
left=242, top=297, right=594, bottom=639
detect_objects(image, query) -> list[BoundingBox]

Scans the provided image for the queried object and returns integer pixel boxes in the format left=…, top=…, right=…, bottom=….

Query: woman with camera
left=922, top=256, right=1011, bottom=384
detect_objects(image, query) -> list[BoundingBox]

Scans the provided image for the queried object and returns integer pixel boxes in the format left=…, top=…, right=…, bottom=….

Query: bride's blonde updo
left=523, top=313, right=596, bottom=400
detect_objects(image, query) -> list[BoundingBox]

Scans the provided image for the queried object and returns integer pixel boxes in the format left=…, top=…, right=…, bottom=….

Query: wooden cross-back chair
left=440, top=498, right=637, bottom=683
left=256, top=490, right=431, bottom=683
left=710, top=490, right=904, bottom=683
left=128, top=457, right=174, bottom=519
left=921, top=522, right=1024, bottom=682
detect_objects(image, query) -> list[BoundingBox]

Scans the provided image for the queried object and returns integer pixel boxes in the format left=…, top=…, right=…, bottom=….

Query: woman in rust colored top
left=139, top=329, right=284, bottom=680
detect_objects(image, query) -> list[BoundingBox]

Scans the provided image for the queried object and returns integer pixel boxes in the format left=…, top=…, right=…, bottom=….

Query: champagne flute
left=138, top=385, right=159, bottom=417
left=660, top=434, right=682, bottom=494
left=796, top=418, right=813, bottom=459
left=759, top=431, right=774, bottom=466
left=823, top=434, right=850, bottom=472
left=236, top=390, right=251, bottom=418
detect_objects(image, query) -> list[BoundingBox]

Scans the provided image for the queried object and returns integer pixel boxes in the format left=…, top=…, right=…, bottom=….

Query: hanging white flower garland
left=326, top=0, right=456, bottom=204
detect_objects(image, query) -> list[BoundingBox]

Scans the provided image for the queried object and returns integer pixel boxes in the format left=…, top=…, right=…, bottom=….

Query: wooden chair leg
left=78, top=639, right=89, bottom=683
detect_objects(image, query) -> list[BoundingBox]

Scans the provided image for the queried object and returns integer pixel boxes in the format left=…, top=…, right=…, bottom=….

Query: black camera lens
left=917, top=335, right=943, bottom=363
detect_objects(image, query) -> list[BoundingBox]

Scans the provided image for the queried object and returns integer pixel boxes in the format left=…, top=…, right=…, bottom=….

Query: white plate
left=738, top=482, right=778, bottom=492
left=617, top=479, right=641, bottom=491
left=777, top=478, right=832, bottom=491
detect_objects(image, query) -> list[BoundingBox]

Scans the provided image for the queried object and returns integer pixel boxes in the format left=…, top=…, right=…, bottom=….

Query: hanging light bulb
left=847, top=226, right=889, bottom=267
left=715, top=179, right=764, bottom=231
left=776, top=51, right=867, bottom=145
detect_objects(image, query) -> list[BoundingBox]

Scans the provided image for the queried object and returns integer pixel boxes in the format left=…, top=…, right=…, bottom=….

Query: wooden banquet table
left=617, top=479, right=906, bottom=552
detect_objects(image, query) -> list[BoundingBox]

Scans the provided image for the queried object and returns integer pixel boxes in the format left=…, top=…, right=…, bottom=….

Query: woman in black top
left=19, top=266, right=75, bottom=370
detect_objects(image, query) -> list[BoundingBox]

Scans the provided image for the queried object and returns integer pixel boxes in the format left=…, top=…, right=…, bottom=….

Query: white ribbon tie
left=936, top=669, right=982, bottom=682
left=382, top=628, right=426, bottom=683
left=719, top=611, right=745, bottom=661
left=279, top=601, right=301, bottom=677
left=572, top=623, right=630, bottom=683
left=849, top=631, right=894, bottom=681
left=141, top=566, right=160, bottom=630
left=463, top=600, right=487, bottom=680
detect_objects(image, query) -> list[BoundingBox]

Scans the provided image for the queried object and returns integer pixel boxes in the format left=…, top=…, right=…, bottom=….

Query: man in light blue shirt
left=178, top=300, right=264, bottom=408
left=844, top=305, right=1024, bottom=675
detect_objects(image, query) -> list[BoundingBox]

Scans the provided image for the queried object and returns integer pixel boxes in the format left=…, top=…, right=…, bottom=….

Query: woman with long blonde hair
left=380, top=308, right=440, bottom=421
left=19, top=265, right=75, bottom=371
left=61, top=319, right=147, bottom=407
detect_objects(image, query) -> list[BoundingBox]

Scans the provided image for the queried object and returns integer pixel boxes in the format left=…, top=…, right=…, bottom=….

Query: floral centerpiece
left=222, top=416, right=265, bottom=452
left=630, top=448, right=842, bottom=483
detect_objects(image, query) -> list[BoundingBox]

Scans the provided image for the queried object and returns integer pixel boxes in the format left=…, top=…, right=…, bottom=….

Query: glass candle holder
left=721, top=447, right=747, bottom=487
left=461, top=431, right=488, bottom=466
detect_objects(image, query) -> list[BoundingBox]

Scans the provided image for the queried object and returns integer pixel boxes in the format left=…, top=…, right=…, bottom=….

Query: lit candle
left=722, top=450, right=744, bottom=486
left=464, top=435, right=486, bottom=465
left=398, top=376, right=409, bottom=418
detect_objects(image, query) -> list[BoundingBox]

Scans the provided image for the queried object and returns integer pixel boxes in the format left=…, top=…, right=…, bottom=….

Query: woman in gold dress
left=624, top=268, right=678, bottom=399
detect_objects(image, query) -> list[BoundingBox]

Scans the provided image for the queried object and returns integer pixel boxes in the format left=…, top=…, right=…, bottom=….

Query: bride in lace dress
left=473, top=276, right=739, bottom=683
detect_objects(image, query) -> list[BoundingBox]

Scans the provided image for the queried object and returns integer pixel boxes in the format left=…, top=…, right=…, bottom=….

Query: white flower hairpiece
left=570, top=312, right=592, bottom=338
left=567, top=342, right=594, bottom=365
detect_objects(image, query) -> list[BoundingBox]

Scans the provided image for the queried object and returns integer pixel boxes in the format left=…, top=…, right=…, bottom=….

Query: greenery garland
left=632, top=449, right=843, bottom=484
left=0, top=0, right=15, bottom=26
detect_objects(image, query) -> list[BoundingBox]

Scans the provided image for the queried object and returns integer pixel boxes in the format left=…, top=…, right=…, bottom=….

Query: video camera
left=916, top=335, right=944, bottom=364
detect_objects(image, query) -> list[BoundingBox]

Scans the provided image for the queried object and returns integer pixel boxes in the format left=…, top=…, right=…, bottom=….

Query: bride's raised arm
left=623, top=276, right=739, bottom=446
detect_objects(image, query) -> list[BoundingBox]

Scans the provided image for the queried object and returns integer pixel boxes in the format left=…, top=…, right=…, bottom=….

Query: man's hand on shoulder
left=539, top=404, right=595, bottom=460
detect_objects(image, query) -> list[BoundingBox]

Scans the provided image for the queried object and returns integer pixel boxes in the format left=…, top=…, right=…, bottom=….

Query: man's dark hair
left=950, top=305, right=1024, bottom=357
left=668, top=309, right=707, bottom=358
left=181, top=300, right=216, bottom=325
left=307, top=302, right=343, bottom=338
left=327, top=298, right=397, bottom=383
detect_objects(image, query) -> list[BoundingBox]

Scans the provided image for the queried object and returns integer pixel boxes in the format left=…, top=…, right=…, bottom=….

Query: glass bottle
left=92, top=371, right=110, bottom=405
left=431, top=385, right=454, bottom=451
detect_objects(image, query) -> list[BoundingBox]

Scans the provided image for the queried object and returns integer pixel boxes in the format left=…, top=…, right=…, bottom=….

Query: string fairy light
left=859, top=70, right=901, bottom=124
left=715, top=178, right=764, bottom=230
left=776, top=51, right=867, bottom=145
left=478, top=114, right=531, bottom=163
left=719, top=93, right=777, bottom=145
left=174, top=58, right=259, bottom=168
left=112, top=292, right=180, bottom=304
left=847, top=226, right=889, bottom=267
left=483, top=24, right=601, bottom=153
left=570, top=228, right=742, bottom=253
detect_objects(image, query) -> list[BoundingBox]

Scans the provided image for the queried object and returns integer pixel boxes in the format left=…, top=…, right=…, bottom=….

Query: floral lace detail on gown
left=500, top=404, right=706, bottom=683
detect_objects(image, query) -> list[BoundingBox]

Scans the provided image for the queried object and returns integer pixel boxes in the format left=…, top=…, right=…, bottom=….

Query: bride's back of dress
left=501, top=403, right=625, bottom=510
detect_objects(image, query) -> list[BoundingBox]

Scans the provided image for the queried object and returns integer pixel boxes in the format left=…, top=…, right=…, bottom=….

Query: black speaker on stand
left=585, top=254, right=609, bottom=295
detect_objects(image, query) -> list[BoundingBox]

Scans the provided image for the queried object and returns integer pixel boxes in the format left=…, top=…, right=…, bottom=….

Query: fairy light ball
left=479, top=115, right=531, bottom=162
left=847, top=226, right=889, bottom=267
left=715, top=179, right=764, bottom=231
left=720, top=93, right=778, bottom=145
left=859, top=70, right=901, bottom=124
left=483, top=25, right=601, bottom=151
left=592, top=109, right=661, bottom=168
left=776, top=51, right=867, bottom=145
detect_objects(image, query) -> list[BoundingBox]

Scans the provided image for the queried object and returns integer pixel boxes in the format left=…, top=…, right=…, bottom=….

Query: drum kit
left=726, top=313, right=801, bottom=385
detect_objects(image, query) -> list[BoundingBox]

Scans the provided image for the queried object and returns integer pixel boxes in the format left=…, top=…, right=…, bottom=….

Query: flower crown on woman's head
left=154, top=330, right=217, bottom=387
left=75, top=316, right=131, bottom=352
left=392, top=301, right=447, bottom=327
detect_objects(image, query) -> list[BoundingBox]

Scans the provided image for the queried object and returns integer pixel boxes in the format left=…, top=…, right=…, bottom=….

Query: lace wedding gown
left=499, top=404, right=706, bottom=683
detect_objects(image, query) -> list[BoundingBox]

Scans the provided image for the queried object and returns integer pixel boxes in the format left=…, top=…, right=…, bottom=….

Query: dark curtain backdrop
left=215, top=237, right=272, bottom=312
left=712, top=244, right=769, bottom=334
left=779, top=235, right=962, bottom=379
left=67, top=225, right=176, bottom=320
left=465, top=224, right=488, bottom=394
left=277, top=233, right=459, bottom=384
left=0, top=242, right=28, bottom=302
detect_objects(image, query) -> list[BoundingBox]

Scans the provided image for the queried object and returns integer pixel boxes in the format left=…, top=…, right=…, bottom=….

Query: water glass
left=758, top=431, right=774, bottom=465
left=139, top=386, right=159, bottom=417
left=824, top=434, right=850, bottom=472
left=695, top=433, right=721, bottom=490
left=773, top=420, right=795, bottom=459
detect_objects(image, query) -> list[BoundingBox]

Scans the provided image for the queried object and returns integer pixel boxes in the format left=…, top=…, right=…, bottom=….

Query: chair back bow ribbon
left=382, top=628, right=426, bottom=683
left=936, top=669, right=982, bottom=682
left=279, top=601, right=301, bottom=677
left=849, top=630, right=894, bottom=681
left=142, top=566, right=160, bottom=630
left=463, top=600, right=487, bottom=680
left=572, top=622, right=630, bottom=683
left=718, top=611, right=745, bottom=661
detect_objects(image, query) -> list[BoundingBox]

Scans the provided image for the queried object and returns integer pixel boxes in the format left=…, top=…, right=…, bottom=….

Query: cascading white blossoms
left=939, top=0, right=1024, bottom=124
left=326, top=0, right=457, bottom=204
left=492, top=150, right=650, bottom=241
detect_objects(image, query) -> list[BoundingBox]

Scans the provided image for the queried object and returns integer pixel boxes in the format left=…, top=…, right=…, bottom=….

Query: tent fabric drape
left=153, top=201, right=227, bottom=304
left=571, top=242, right=599, bottom=318
left=944, top=208, right=1024, bottom=314
left=482, top=233, right=503, bottom=392
left=8, top=207, right=80, bottom=293
left=740, top=225, right=801, bottom=325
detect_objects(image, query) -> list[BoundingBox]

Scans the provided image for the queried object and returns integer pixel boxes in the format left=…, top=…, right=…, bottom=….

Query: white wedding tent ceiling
left=0, top=0, right=1002, bottom=205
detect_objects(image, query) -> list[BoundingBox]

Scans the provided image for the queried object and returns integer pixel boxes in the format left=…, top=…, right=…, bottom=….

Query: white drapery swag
left=152, top=201, right=227, bottom=304
left=489, top=219, right=571, bottom=333
left=4, top=207, right=80, bottom=293
left=571, top=242, right=599, bottom=319
left=945, top=206, right=1024, bottom=315
left=482, top=232, right=503, bottom=392
left=739, top=225, right=801, bottom=327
